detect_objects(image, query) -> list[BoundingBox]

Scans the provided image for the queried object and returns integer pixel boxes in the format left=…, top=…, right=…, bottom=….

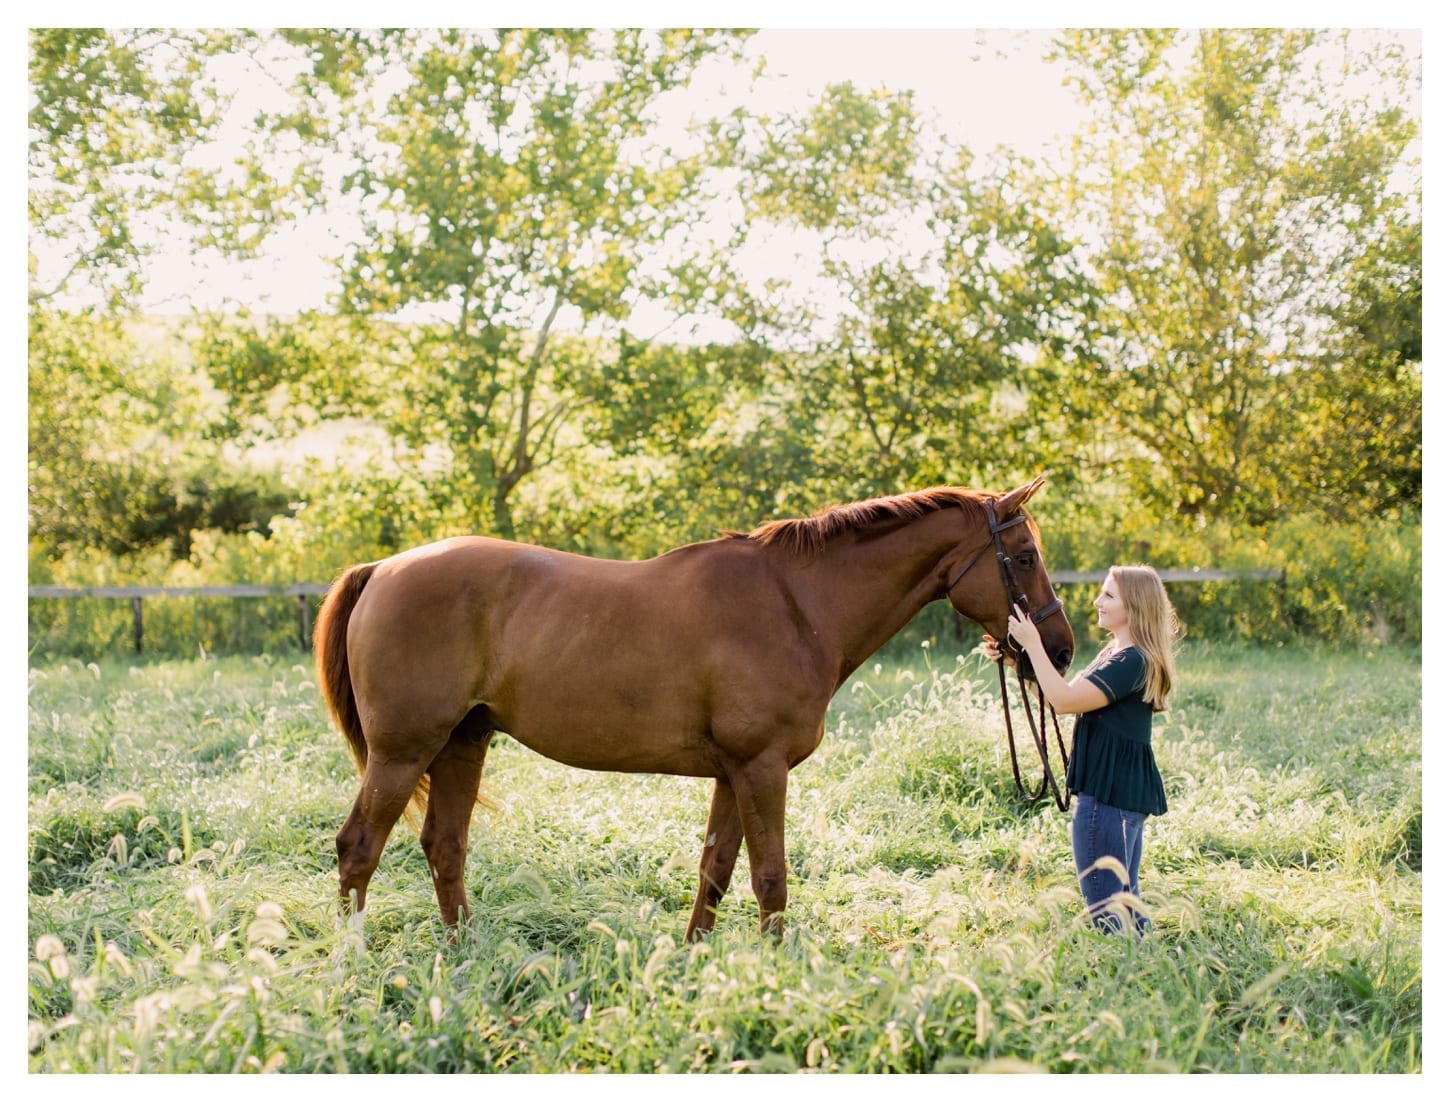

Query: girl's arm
left=1001, top=607, right=1110, bottom=715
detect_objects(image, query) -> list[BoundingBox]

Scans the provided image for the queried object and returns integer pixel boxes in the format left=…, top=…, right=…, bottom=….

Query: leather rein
left=946, top=504, right=1073, bottom=812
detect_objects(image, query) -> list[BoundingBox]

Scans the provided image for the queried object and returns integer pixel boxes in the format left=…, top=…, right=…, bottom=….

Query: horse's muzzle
left=1008, top=643, right=1073, bottom=681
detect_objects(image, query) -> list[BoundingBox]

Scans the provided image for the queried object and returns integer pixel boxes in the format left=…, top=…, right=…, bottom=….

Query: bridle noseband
left=946, top=503, right=1072, bottom=812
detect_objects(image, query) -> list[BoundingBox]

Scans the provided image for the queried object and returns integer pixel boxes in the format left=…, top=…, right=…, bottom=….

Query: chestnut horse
left=314, top=478, right=1073, bottom=940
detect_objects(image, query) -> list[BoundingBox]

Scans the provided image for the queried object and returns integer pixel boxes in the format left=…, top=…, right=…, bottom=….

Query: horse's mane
left=729, top=487, right=993, bottom=557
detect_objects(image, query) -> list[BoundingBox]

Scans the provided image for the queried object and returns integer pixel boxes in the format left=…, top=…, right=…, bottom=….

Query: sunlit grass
left=28, top=642, right=1420, bottom=1072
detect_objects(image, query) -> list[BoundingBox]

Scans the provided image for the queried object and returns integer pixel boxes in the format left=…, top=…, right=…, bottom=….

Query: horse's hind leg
left=419, top=720, right=492, bottom=927
left=337, top=755, right=430, bottom=927
left=686, top=777, right=745, bottom=941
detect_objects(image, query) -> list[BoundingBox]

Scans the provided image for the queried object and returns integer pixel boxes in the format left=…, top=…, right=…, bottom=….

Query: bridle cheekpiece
left=946, top=500, right=1072, bottom=811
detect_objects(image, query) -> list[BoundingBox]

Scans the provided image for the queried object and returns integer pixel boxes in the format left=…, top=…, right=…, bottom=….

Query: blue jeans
left=1071, top=793, right=1150, bottom=935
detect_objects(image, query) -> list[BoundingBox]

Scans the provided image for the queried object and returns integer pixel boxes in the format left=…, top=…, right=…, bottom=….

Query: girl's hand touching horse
left=1006, top=605, right=1045, bottom=657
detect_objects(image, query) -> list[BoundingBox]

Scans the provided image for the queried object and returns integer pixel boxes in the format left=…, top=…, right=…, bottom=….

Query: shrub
left=28, top=495, right=1422, bottom=659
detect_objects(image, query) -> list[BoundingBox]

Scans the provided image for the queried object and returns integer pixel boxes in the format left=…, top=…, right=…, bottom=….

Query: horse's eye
left=1016, top=553, right=1036, bottom=570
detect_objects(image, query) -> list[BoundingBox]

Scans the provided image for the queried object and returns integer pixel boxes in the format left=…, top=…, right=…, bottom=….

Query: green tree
left=818, top=150, right=1093, bottom=496
left=719, top=84, right=1092, bottom=499
left=1049, top=29, right=1419, bottom=523
left=1290, top=208, right=1421, bottom=518
left=28, top=312, right=293, bottom=560
left=28, top=30, right=314, bottom=565
left=29, top=312, right=153, bottom=552
left=256, top=28, right=753, bottom=539
left=533, top=335, right=794, bottom=552
left=191, top=311, right=389, bottom=443
left=27, top=29, right=281, bottom=311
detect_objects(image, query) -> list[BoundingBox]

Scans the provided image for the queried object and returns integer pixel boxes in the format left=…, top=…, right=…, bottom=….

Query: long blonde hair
left=1109, top=564, right=1179, bottom=712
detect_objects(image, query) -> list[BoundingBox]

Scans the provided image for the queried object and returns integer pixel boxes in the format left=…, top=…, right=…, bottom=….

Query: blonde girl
left=987, top=564, right=1179, bottom=934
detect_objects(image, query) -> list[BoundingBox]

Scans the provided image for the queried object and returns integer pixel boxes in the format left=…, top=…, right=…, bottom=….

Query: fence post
left=131, top=596, right=144, bottom=654
left=297, top=594, right=312, bottom=651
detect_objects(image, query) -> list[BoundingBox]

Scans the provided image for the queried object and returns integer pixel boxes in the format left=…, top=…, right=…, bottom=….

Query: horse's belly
left=505, top=718, right=721, bottom=777
left=486, top=672, right=717, bottom=776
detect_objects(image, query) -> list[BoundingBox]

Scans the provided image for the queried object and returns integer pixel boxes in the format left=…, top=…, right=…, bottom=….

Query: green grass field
left=27, top=640, right=1421, bottom=1073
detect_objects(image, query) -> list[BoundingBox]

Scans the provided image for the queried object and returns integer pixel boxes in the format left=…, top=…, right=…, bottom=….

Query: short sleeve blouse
left=1064, top=645, right=1168, bottom=816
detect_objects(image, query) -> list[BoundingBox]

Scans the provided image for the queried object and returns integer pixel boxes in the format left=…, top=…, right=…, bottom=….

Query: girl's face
left=1094, top=575, right=1130, bottom=636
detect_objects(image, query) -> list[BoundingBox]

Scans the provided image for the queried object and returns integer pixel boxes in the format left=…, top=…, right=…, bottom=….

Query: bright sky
left=746, top=27, right=1079, bottom=154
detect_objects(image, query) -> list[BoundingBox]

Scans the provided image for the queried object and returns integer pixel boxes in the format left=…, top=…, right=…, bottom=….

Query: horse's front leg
left=686, top=777, right=744, bottom=941
left=726, top=755, right=792, bottom=939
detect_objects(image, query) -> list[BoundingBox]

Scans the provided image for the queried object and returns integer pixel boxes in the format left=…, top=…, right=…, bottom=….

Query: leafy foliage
left=27, top=29, right=1421, bottom=656
left=28, top=311, right=295, bottom=560
left=192, top=312, right=387, bottom=441
left=1048, top=29, right=1420, bottom=522
left=27, top=29, right=287, bottom=309
left=256, top=29, right=754, bottom=538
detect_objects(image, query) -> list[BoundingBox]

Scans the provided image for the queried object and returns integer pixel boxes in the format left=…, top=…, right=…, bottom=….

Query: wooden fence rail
left=29, top=583, right=331, bottom=654
left=1052, top=569, right=1285, bottom=584
left=28, top=570, right=1285, bottom=655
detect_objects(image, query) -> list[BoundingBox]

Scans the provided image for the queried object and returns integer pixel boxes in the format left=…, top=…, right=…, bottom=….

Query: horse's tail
left=316, top=561, right=437, bottom=829
left=314, top=561, right=439, bottom=830
left=315, top=563, right=376, bottom=769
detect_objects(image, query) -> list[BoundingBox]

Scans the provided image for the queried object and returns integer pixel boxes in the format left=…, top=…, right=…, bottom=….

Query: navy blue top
left=1064, top=645, right=1168, bottom=816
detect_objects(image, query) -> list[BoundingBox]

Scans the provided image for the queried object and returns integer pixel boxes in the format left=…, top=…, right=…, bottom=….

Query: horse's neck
left=797, top=512, right=967, bottom=676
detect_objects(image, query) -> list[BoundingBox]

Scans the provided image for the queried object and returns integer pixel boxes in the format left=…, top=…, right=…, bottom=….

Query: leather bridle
left=946, top=503, right=1072, bottom=812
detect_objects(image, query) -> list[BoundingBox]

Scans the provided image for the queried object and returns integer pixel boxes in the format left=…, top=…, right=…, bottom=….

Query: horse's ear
left=995, top=475, right=1047, bottom=516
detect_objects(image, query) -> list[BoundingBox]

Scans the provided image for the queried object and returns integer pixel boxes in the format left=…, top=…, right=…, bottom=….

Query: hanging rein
left=947, top=505, right=1073, bottom=812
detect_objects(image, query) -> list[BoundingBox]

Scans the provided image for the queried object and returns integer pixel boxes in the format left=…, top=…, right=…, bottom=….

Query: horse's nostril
left=1054, top=648, right=1073, bottom=672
